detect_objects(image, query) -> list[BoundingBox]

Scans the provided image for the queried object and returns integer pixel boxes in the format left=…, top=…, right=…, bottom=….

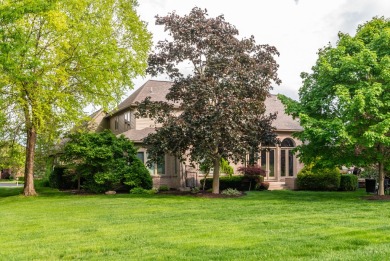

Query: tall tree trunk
left=23, top=126, right=37, bottom=196
left=212, top=157, right=221, bottom=194
left=377, top=144, right=385, bottom=196
left=378, top=160, right=385, bottom=196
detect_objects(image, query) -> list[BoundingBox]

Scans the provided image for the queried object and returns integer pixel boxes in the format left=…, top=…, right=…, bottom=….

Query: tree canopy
left=138, top=7, right=280, bottom=193
left=0, top=0, right=151, bottom=195
left=280, top=17, right=390, bottom=195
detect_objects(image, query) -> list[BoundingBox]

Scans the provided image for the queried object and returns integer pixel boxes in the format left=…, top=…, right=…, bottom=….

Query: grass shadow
left=245, top=189, right=367, bottom=202
left=0, top=187, right=23, bottom=198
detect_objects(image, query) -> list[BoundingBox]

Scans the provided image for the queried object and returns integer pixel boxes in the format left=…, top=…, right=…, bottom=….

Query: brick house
left=92, top=80, right=303, bottom=189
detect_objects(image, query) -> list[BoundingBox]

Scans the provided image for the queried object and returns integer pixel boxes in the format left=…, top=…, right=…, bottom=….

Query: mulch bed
left=363, top=195, right=390, bottom=200
left=62, top=189, right=245, bottom=198
left=158, top=190, right=246, bottom=198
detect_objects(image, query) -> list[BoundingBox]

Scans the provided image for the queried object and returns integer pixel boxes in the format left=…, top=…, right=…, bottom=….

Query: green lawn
left=1, top=187, right=389, bottom=260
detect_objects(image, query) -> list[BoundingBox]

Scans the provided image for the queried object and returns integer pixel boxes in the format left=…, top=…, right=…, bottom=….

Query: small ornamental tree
left=237, top=165, right=266, bottom=190
left=280, top=17, right=390, bottom=195
left=61, top=130, right=152, bottom=193
left=137, top=8, right=280, bottom=194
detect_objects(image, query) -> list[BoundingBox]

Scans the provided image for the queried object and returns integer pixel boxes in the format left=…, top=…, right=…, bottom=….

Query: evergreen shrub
left=58, top=130, right=152, bottom=193
left=339, top=174, right=358, bottom=191
left=297, top=166, right=341, bottom=191
left=201, top=176, right=244, bottom=191
left=48, top=167, right=78, bottom=189
left=258, top=181, right=270, bottom=191
left=158, top=185, right=170, bottom=191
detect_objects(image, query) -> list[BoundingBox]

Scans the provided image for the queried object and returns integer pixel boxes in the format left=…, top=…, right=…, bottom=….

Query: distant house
left=91, top=80, right=303, bottom=189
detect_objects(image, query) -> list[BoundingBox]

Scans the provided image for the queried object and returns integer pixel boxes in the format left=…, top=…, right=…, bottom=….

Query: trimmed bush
left=130, top=187, right=156, bottom=195
left=201, top=176, right=244, bottom=191
left=258, top=181, right=270, bottom=191
left=339, top=174, right=358, bottom=191
left=158, top=185, right=170, bottom=192
left=221, top=188, right=241, bottom=196
left=200, top=175, right=267, bottom=191
left=297, top=167, right=341, bottom=191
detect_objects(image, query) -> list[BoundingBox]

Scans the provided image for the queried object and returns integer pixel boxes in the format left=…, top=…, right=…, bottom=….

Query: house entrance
left=261, top=149, right=276, bottom=181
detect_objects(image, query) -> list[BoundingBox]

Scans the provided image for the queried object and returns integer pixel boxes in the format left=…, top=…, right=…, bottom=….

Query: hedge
left=200, top=175, right=265, bottom=191
left=297, top=167, right=341, bottom=191
left=339, top=174, right=358, bottom=191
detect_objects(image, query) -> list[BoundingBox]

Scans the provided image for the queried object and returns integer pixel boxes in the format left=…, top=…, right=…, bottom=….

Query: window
left=136, top=152, right=145, bottom=163
left=114, top=116, right=119, bottom=130
left=157, top=159, right=165, bottom=175
left=260, top=148, right=275, bottom=179
left=281, top=138, right=295, bottom=147
left=137, top=151, right=165, bottom=175
left=280, top=138, right=295, bottom=177
left=248, top=148, right=259, bottom=165
left=281, top=150, right=286, bottom=177
left=124, top=112, right=131, bottom=130
left=124, top=111, right=131, bottom=124
left=288, top=150, right=294, bottom=176
left=269, top=149, right=275, bottom=177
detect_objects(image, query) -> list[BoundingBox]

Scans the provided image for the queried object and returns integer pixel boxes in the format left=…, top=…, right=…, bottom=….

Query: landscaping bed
left=158, top=190, right=246, bottom=198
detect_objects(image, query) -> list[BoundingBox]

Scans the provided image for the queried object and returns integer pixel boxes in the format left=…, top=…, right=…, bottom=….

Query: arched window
left=280, top=138, right=295, bottom=177
left=281, top=138, right=295, bottom=147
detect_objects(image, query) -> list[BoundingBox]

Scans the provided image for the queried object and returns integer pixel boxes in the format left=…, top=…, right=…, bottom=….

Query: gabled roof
left=113, top=80, right=175, bottom=115
left=114, top=79, right=302, bottom=132
left=265, top=95, right=303, bottom=131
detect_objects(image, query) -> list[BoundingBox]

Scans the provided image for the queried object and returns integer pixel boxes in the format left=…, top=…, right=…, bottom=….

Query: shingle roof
left=114, top=80, right=175, bottom=114
left=120, top=127, right=156, bottom=143
left=265, top=95, right=303, bottom=131
left=115, top=80, right=302, bottom=133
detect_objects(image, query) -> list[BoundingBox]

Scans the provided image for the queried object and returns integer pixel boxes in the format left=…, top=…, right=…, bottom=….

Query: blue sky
left=130, top=0, right=390, bottom=100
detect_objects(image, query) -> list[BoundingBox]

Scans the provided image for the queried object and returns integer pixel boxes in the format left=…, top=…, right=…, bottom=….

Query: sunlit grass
left=1, top=187, right=389, bottom=260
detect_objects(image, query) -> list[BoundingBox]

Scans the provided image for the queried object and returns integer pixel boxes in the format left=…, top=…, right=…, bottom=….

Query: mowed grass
left=1, top=187, right=390, bottom=260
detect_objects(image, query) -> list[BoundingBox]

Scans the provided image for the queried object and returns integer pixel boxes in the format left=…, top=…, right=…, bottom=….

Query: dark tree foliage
left=237, top=165, right=266, bottom=177
left=61, top=130, right=152, bottom=193
left=237, top=165, right=266, bottom=191
left=137, top=8, right=280, bottom=193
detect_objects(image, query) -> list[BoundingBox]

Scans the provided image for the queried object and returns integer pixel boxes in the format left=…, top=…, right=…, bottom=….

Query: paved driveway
left=0, top=183, right=23, bottom=188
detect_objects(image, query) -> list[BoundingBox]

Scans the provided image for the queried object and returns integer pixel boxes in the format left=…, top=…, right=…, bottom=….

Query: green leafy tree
left=0, top=107, right=25, bottom=177
left=61, top=130, right=152, bottom=193
left=0, top=141, right=25, bottom=178
left=0, top=0, right=151, bottom=195
left=220, top=158, right=234, bottom=177
left=280, top=17, right=390, bottom=195
left=138, top=8, right=280, bottom=194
